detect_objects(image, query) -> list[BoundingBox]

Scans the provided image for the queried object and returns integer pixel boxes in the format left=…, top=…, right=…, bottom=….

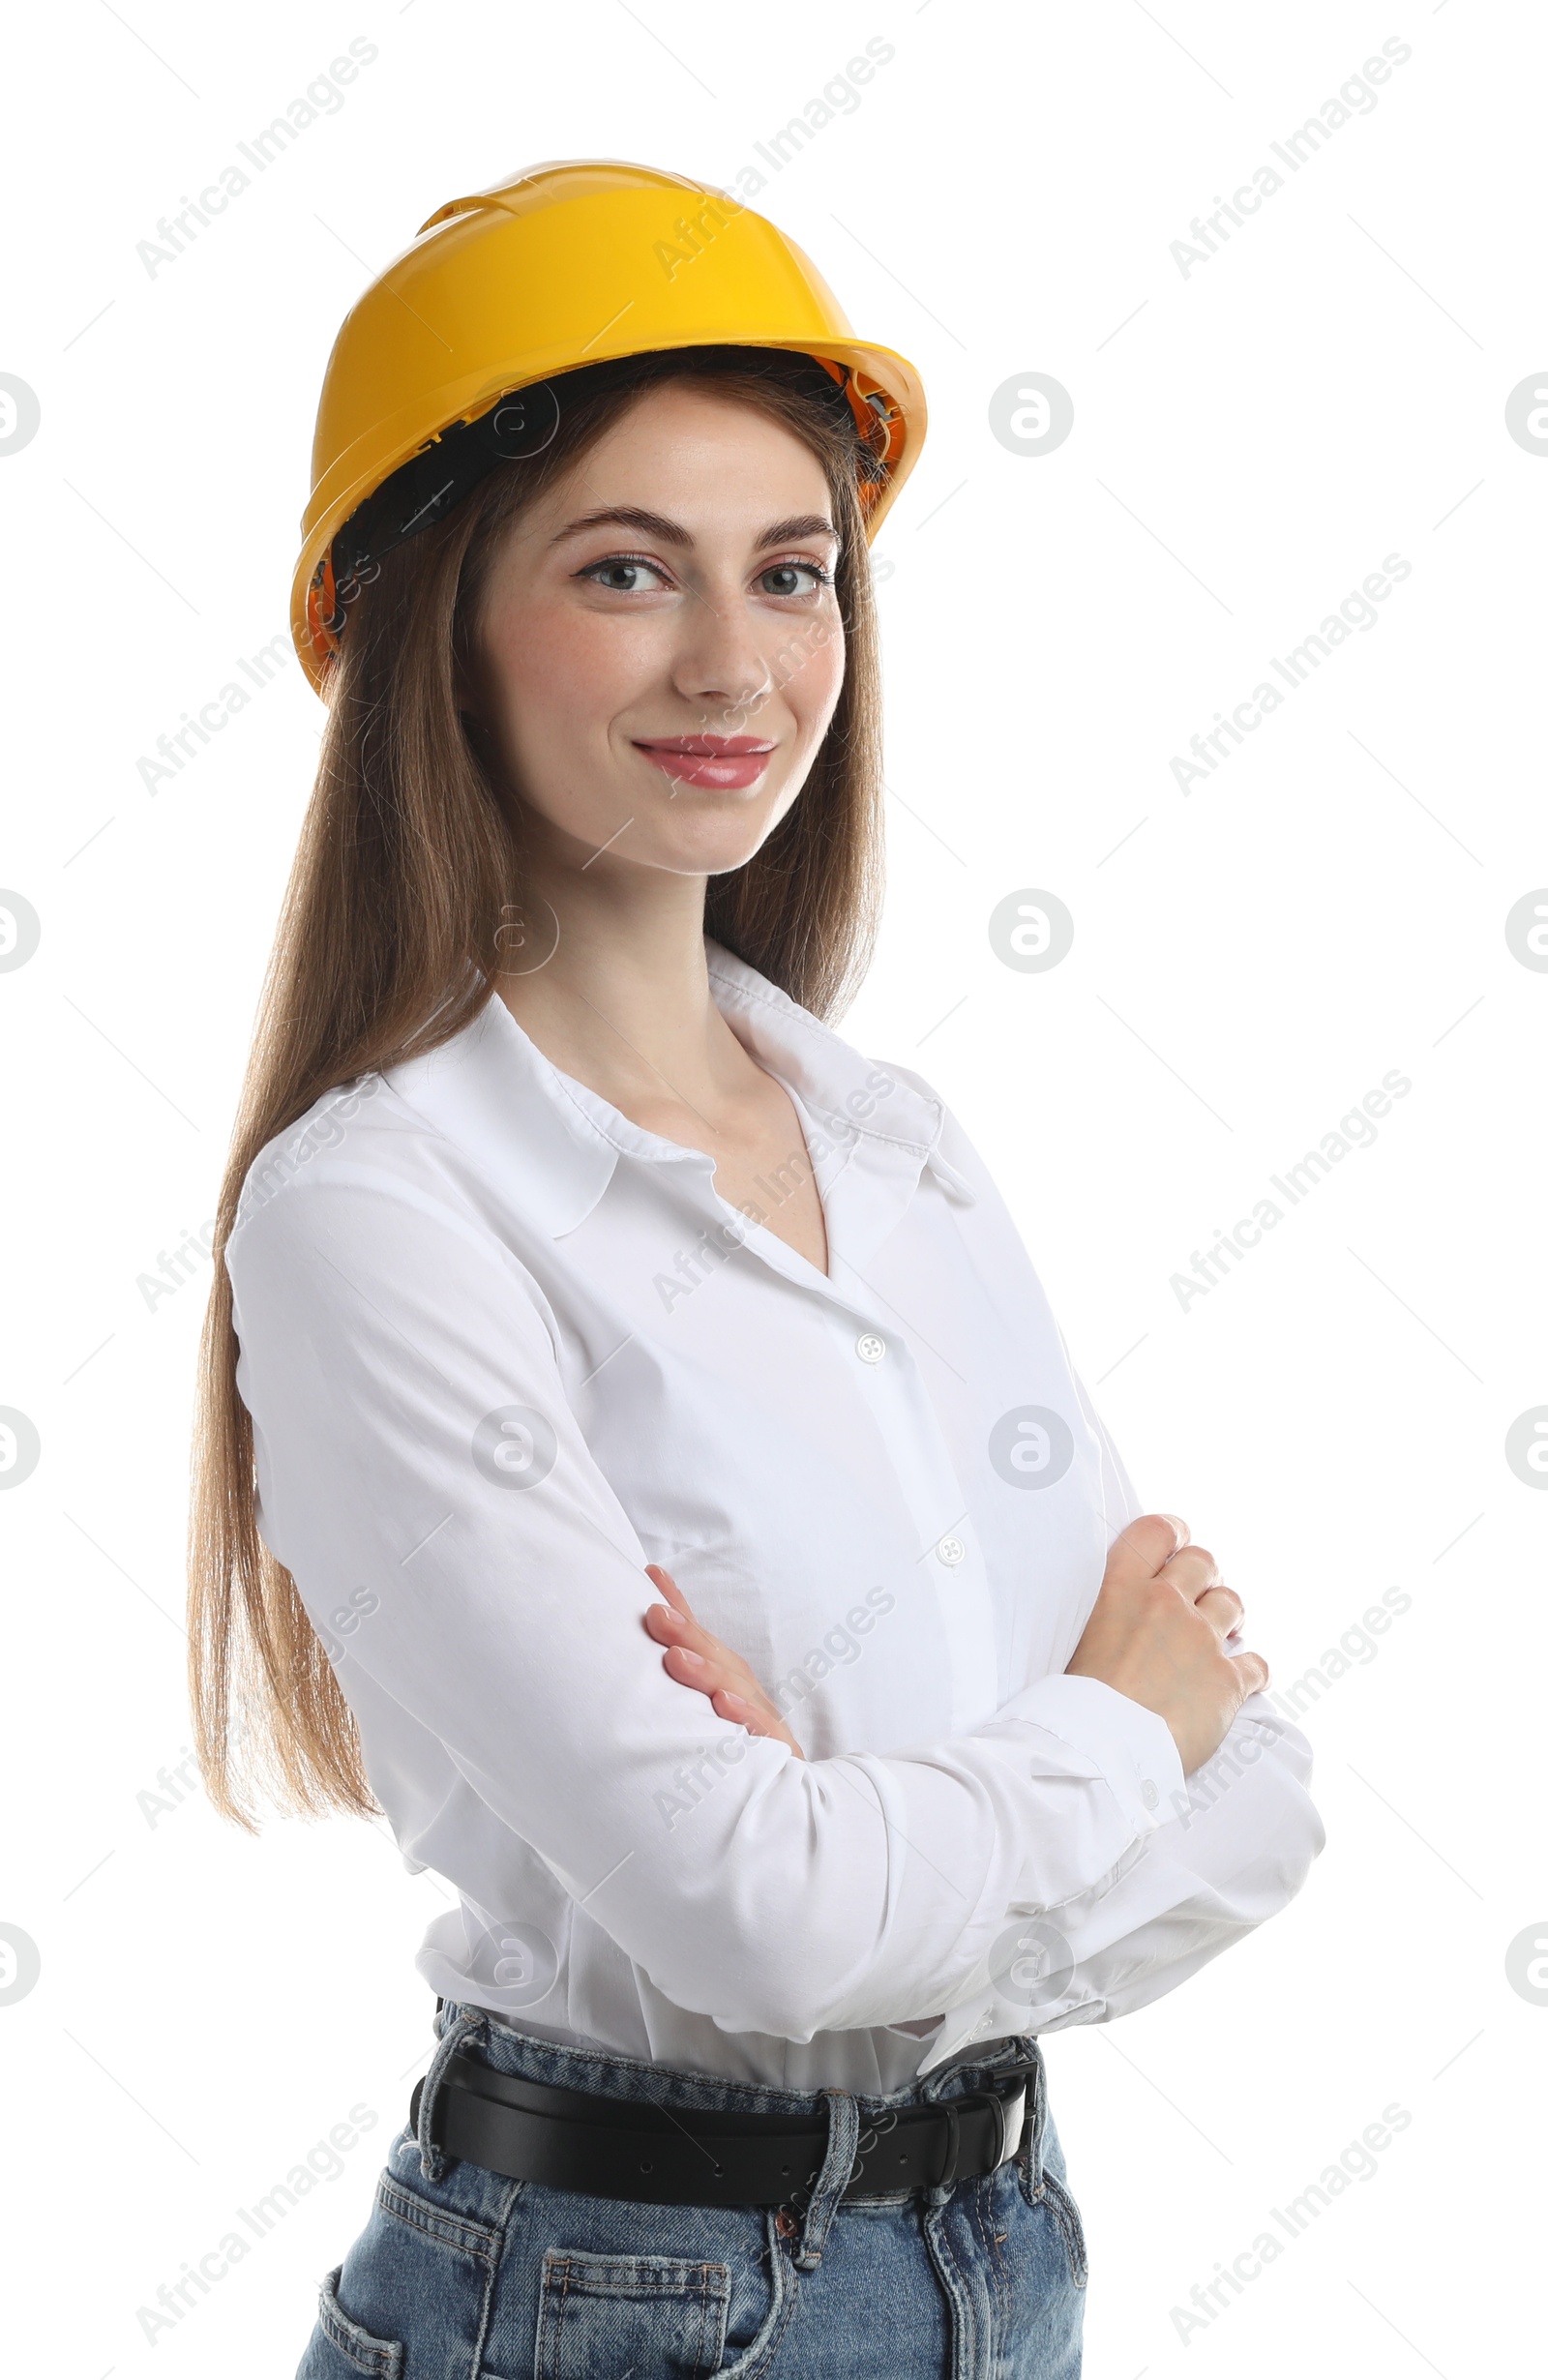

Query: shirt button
left=855, top=1332, right=886, bottom=1364
left=1141, top=1778, right=1159, bottom=1810
left=936, top=1535, right=967, bottom=1566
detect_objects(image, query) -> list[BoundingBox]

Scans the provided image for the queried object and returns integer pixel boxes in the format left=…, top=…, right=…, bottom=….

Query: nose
left=670, top=590, right=773, bottom=730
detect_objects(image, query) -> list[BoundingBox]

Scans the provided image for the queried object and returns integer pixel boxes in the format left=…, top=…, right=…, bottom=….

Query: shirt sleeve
left=226, top=1138, right=1198, bottom=2047
left=826, top=1057, right=1324, bottom=2062
left=922, top=1699, right=1325, bottom=2063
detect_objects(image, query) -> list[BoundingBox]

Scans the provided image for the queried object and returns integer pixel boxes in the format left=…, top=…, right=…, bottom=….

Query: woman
left=190, top=162, right=1323, bottom=2379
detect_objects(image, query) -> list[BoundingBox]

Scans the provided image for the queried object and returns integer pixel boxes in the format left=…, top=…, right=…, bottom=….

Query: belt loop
left=1022, top=2040, right=1047, bottom=2182
left=791, top=2089, right=859, bottom=2272
left=936, top=2099, right=962, bottom=2190
left=416, top=2003, right=486, bottom=2183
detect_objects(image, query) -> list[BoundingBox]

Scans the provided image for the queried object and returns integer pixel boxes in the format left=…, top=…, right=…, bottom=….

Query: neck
left=491, top=838, right=739, bottom=1117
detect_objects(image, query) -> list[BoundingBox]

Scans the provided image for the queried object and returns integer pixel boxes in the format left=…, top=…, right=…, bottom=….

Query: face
left=462, top=382, right=847, bottom=882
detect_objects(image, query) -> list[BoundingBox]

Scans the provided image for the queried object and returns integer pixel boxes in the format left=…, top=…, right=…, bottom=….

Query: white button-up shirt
left=227, top=938, right=1323, bottom=2090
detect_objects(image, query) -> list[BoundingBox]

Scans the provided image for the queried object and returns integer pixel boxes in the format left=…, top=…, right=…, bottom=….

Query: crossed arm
left=645, top=1509, right=1270, bottom=1778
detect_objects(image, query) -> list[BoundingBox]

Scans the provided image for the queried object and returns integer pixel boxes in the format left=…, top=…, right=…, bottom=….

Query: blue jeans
left=296, top=2002, right=1087, bottom=2378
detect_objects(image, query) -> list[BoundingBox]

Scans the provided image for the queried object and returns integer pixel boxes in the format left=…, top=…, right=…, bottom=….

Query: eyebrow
left=549, top=505, right=838, bottom=550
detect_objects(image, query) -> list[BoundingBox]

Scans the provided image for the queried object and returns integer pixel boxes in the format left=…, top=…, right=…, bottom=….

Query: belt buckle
left=938, top=2081, right=1025, bottom=2187
left=997, top=2081, right=1027, bottom=2166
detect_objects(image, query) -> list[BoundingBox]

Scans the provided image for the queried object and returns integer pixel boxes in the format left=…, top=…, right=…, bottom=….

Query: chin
left=624, top=785, right=800, bottom=877
left=645, top=820, right=780, bottom=878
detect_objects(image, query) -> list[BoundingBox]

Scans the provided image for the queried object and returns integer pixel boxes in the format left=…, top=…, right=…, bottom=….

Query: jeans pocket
left=297, top=2266, right=404, bottom=2378
left=535, top=2248, right=731, bottom=2379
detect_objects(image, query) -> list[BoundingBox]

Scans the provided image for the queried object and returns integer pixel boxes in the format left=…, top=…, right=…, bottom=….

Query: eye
left=576, top=553, right=675, bottom=594
left=757, top=559, right=833, bottom=598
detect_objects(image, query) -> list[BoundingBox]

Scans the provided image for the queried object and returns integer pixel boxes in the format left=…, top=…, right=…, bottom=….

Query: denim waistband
left=416, top=2002, right=1051, bottom=2270
left=437, top=1998, right=1046, bottom=2122
left=419, top=1999, right=1048, bottom=2256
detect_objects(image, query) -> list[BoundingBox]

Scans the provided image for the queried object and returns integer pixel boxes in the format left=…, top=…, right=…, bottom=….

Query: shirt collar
left=380, top=938, right=974, bottom=1243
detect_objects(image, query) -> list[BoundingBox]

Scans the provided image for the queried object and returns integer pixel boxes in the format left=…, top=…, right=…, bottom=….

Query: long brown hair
left=188, top=346, right=887, bottom=1826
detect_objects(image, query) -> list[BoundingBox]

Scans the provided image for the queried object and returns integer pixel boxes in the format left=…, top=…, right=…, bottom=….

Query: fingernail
left=675, top=1647, right=704, bottom=1668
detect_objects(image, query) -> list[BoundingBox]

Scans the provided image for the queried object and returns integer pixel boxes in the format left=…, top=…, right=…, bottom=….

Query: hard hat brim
left=289, top=164, right=928, bottom=691
left=291, top=338, right=923, bottom=693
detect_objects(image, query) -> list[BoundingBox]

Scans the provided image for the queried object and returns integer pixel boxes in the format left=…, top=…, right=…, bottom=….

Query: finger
left=1110, top=1512, right=1191, bottom=1580
left=644, top=1601, right=722, bottom=1662
left=644, top=1563, right=695, bottom=1621
left=661, top=1641, right=759, bottom=1711
left=713, top=1689, right=778, bottom=1736
left=660, top=1643, right=710, bottom=1684
left=1158, top=1544, right=1223, bottom=1603
left=1196, top=1584, right=1245, bottom=1640
left=1230, top=1649, right=1271, bottom=1698
left=714, top=1690, right=805, bottom=1760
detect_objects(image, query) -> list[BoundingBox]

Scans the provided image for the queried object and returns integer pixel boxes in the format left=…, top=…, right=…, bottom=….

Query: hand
left=643, top=1564, right=806, bottom=1759
left=1065, top=1513, right=1270, bottom=1775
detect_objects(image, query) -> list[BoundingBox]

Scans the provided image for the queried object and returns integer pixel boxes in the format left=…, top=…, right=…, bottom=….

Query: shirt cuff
left=998, top=1673, right=1186, bottom=1836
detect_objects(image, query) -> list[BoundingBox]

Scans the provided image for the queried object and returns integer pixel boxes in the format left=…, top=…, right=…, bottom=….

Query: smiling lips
left=633, top=735, right=776, bottom=789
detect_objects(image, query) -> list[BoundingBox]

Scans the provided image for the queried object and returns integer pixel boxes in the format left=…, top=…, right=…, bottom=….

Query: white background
left=2, top=2, right=1543, bottom=2373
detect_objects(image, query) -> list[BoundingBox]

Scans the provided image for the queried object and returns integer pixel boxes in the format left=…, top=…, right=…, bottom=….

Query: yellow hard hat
left=291, top=158, right=927, bottom=690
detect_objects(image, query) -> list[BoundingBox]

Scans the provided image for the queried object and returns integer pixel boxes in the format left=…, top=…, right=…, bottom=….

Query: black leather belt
left=409, top=2053, right=1028, bottom=2210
